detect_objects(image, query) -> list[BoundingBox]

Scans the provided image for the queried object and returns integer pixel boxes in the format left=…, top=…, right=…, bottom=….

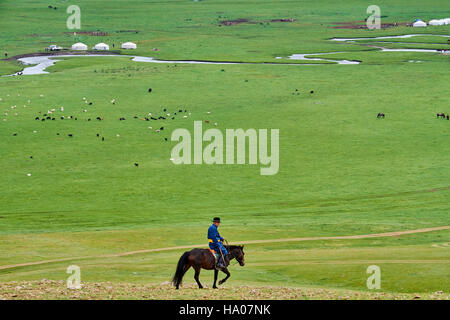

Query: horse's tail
left=172, top=251, right=190, bottom=289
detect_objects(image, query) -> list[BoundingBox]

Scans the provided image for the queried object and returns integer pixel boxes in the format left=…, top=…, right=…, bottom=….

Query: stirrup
left=215, top=263, right=225, bottom=270
left=215, top=257, right=225, bottom=270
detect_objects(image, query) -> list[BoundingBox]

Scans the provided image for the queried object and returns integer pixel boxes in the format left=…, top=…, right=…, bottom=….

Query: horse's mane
left=225, top=245, right=243, bottom=251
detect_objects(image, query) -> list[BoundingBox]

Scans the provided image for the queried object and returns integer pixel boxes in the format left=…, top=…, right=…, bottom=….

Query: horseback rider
left=208, top=217, right=228, bottom=270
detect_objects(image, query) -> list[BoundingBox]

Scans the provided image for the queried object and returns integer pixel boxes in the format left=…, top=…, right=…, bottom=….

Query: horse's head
left=228, top=245, right=245, bottom=266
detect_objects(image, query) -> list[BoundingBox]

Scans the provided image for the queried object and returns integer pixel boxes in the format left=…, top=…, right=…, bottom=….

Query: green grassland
left=0, top=0, right=449, bottom=299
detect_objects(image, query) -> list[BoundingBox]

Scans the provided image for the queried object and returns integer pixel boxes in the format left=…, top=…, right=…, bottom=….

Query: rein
left=225, top=245, right=240, bottom=266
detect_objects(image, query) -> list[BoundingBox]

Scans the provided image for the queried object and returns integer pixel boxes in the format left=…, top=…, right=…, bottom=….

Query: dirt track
left=2, top=280, right=447, bottom=300
left=0, top=226, right=448, bottom=271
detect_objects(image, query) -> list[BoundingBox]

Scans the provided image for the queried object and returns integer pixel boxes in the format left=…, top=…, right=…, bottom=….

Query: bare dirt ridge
left=4, top=51, right=121, bottom=62
left=0, top=226, right=448, bottom=271
left=63, top=31, right=109, bottom=36
left=331, top=21, right=411, bottom=29
left=220, top=18, right=295, bottom=26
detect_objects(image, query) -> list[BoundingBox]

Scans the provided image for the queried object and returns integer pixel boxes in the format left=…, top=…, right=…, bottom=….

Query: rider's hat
left=212, top=217, right=221, bottom=223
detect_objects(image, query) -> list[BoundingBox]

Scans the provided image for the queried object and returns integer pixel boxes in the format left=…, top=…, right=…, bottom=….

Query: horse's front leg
left=194, top=267, right=203, bottom=289
left=218, top=268, right=230, bottom=285
left=213, top=269, right=218, bottom=289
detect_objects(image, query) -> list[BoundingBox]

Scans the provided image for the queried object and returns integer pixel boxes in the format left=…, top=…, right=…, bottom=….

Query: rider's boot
left=215, top=254, right=230, bottom=270
left=215, top=256, right=225, bottom=270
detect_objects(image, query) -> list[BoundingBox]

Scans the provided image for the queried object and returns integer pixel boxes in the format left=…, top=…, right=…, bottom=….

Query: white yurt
left=443, top=18, right=450, bottom=25
left=430, top=19, right=447, bottom=26
left=93, top=43, right=109, bottom=50
left=71, top=42, right=88, bottom=50
left=121, top=42, right=137, bottom=49
left=428, top=19, right=441, bottom=26
left=413, top=20, right=427, bottom=27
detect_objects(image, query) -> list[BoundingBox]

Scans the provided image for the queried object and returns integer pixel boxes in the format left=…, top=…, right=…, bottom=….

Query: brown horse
left=172, top=245, right=245, bottom=289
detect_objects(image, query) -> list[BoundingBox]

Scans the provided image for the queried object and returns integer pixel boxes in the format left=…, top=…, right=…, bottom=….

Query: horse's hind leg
left=218, top=268, right=230, bottom=285
left=194, top=266, right=203, bottom=289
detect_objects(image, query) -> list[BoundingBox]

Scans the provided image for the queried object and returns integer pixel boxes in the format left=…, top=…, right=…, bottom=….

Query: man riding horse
left=172, top=217, right=245, bottom=289
left=208, top=217, right=229, bottom=270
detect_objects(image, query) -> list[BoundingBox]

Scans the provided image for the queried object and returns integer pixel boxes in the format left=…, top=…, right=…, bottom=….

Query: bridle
left=225, top=245, right=244, bottom=266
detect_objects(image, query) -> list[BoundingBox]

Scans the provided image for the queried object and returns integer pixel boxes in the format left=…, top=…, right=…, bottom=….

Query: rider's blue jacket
left=208, top=224, right=228, bottom=255
left=207, top=224, right=224, bottom=243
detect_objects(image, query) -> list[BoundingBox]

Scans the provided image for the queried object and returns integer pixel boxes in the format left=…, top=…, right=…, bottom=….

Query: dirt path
left=2, top=280, right=447, bottom=300
left=0, top=226, right=448, bottom=271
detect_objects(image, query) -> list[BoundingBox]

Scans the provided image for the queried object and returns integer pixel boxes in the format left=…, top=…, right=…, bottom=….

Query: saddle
left=208, top=249, right=220, bottom=262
